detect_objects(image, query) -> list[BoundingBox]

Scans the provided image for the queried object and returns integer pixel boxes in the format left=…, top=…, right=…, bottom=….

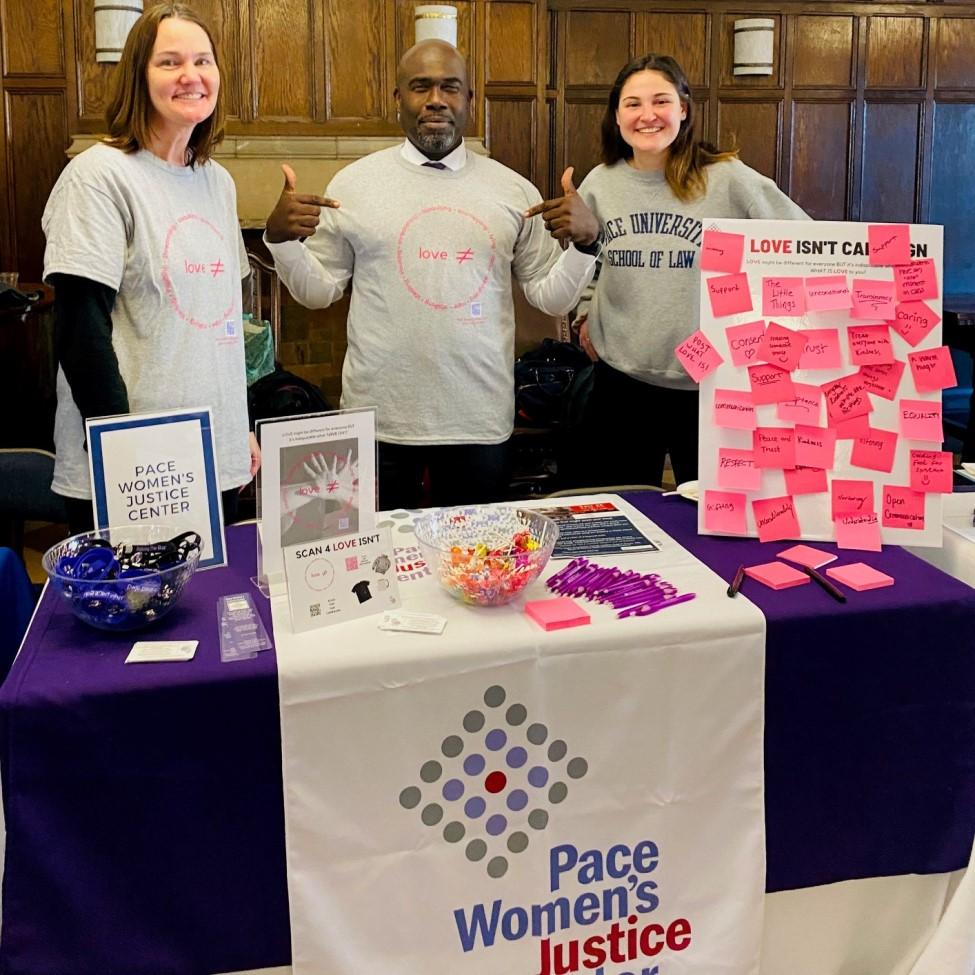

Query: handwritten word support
left=868, top=224, right=912, bottom=266
left=707, top=272, right=753, bottom=317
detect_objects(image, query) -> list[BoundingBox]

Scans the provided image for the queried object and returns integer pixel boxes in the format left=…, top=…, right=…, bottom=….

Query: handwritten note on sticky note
left=868, top=224, right=912, bottom=266
left=797, top=329, right=843, bottom=370
left=675, top=329, right=724, bottom=383
left=713, top=388, right=757, bottom=430
left=848, top=324, right=894, bottom=365
left=777, top=544, right=838, bottom=569
left=794, top=424, right=836, bottom=469
left=804, top=275, right=851, bottom=312
left=744, top=561, right=810, bottom=590
left=725, top=320, right=766, bottom=366
left=894, top=259, right=939, bottom=303
left=762, top=277, right=806, bottom=317
left=777, top=383, right=822, bottom=425
left=749, top=363, right=796, bottom=405
left=908, top=346, right=957, bottom=393
left=784, top=466, right=829, bottom=495
left=752, top=496, right=801, bottom=542
left=831, top=478, right=875, bottom=517
left=700, top=230, right=745, bottom=274
left=717, top=448, right=763, bottom=491
left=822, top=373, right=873, bottom=423
left=851, top=278, right=897, bottom=320
left=707, top=272, right=753, bottom=317
left=753, top=427, right=797, bottom=469
left=703, top=490, right=747, bottom=535
left=891, top=301, right=941, bottom=347
left=850, top=427, right=898, bottom=473
left=834, top=513, right=882, bottom=552
left=858, top=361, right=905, bottom=401
left=881, top=485, right=925, bottom=530
left=909, top=449, right=953, bottom=493
left=758, top=321, right=808, bottom=371
left=826, top=562, right=894, bottom=590
left=898, top=399, right=942, bottom=441
left=830, top=412, right=872, bottom=439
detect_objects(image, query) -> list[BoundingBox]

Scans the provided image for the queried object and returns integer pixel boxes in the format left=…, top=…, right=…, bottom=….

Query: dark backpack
left=247, top=366, right=332, bottom=429
left=514, top=338, right=593, bottom=428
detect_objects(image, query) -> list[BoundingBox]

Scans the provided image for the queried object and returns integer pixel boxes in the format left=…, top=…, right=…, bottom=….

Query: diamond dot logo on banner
left=399, top=684, right=589, bottom=879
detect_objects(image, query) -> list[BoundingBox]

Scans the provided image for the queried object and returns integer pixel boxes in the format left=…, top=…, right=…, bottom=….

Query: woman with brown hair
left=42, top=2, right=257, bottom=532
left=570, top=54, right=807, bottom=488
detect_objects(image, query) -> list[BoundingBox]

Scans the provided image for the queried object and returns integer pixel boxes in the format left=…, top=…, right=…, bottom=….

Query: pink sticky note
left=725, top=320, right=767, bottom=366
left=909, top=449, right=954, bottom=493
left=707, top=273, right=753, bottom=317
left=891, top=301, right=941, bottom=347
left=524, top=597, right=591, bottom=631
left=797, top=329, right=843, bottom=370
left=834, top=513, right=882, bottom=552
left=831, top=412, right=873, bottom=439
left=784, top=466, right=828, bottom=495
left=748, top=363, right=796, bottom=405
left=717, top=448, right=763, bottom=491
left=757, top=321, right=808, bottom=372
left=804, top=275, right=852, bottom=312
left=868, top=224, right=912, bottom=266
left=851, top=278, right=897, bottom=320
left=858, top=361, right=905, bottom=401
left=848, top=324, right=894, bottom=365
left=700, top=230, right=745, bottom=274
left=675, top=329, right=724, bottom=383
left=898, top=399, right=942, bottom=441
left=832, top=479, right=875, bottom=517
left=826, top=562, right=894, bottom=591
left=703, top=490, right=747, bottom=535
left=908, top=346, right=957, bottom=393
left=881, top=485, right=925, bottom=530
left=777, top=544, right=838, bottom=569
left=777, top=383, right=822, bottom=425
left=713, top=388, right=757, bottom=430
left=744, top=561, right=810, bottom=590
left=822, top=373, right=873, bottom=423
left=850, top=427, right=898, bottom=473
left=794, top=424, right=836, bottom=469
left=894, top=259, right=939, bottom=303
left=752, top=496, right=801, bottom=542
left=753, top=427, right=797, bottom=469
left=762, top=277, right=806, bottom=317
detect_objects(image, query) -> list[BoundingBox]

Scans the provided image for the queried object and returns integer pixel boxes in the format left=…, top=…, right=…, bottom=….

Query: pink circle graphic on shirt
left=160, top=213, right=236, bottom=330
left=396, top=206, right=497, bottom=311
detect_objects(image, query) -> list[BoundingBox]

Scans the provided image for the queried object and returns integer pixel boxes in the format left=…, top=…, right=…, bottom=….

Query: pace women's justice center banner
left=687, top=220, right=945, bottom=548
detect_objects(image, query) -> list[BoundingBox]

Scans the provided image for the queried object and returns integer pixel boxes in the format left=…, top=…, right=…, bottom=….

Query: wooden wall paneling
left=190, top=0, right=244, bottom=121
left=866, top=16, right=923, bottom=89
left=1, top=0, right=63, bottom=76
left=251, top=0, right=322, bottom=121
left=485, top=95, right=534, bottom=179
left=719, top=13, right=782, bottom=89
left=860, top=100, right=920, bottom=223
left=486, top=1, right=535, bottom=85
left=789, top=100, right=851, bottom=220
left=74, top=0, right=112, bottom=126
left=930, top=102, right=975, bottom=295
left=717, top=99, right=780, bottom=181
left=793, top=15, right=854, bottom=88
left=564, top=10, right=630, bottom=87
left=935, top=18, right=975, bottom=90
left=326, top=0, right=385, bottom=120
left=634, top=11, right=709, bottom=86
left=562, top=98, right=604, bottom=188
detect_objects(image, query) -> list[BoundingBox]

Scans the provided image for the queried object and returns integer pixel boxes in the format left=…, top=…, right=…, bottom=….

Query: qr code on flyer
left=310, top=604, right=321, bottom=618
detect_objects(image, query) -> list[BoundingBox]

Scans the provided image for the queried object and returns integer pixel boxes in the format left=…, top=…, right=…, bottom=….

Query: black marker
left=803, top=565, right=847, bottom=603
left=727, top=564, right=745, bottom=598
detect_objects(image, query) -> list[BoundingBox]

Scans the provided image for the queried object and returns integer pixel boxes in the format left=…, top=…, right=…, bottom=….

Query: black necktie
left=422, top=161, right=447, bottom=170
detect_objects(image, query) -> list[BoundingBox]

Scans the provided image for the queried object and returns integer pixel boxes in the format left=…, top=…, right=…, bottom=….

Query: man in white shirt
left=265, top=39, right=600, bottom=509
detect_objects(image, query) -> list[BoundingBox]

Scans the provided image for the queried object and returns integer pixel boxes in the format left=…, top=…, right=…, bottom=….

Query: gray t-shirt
left=578, top=158, right=809, bottom=389
left=43, top=144, right=251, bottom=498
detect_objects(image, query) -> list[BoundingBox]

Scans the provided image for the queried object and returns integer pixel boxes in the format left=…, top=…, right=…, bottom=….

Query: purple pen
left=618, top=592, right=697, bottom=619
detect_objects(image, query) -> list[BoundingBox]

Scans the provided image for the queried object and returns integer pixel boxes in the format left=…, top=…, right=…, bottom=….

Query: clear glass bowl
left=412, top=506, right=558, bottom=607
left=42, top=525, right=202, bottom=631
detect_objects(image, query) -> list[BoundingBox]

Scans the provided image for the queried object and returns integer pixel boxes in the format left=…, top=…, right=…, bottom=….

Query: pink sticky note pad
left=777, top=544, right=838, bottom=569
left=805, top=275, right=852, bottom=312
left=848, top=324, right=895, bottom=365
left=850, top=427, right=899, bottom=474
left=908, top=346, right=957, bottom=393
left=524, top=597, right=591, bottom=632
left=822, top=374, right=873, bottom=423
left=894, top=259, right=939, bottom=303
left=752, top=496, right=801, bottom=542
left=794, top=424, right=836, bottom=469
left=832, top=479, right=875, bottom=517
left=707, top=273, right=753, bottom=317
left=868, top=224, right=912, bottom=266
left=899, top=399, right=942, bottom=441
left=762, top=277, right=806, bottom=317
left=798, top=329, right=843, bottom=370
left=749, top=363, right=796, bottom=405
left=777, top=383, right=822, bottom=425
left=717, top=448, right=763, bottom=491
left=851, top=278, right=897, bottom=320
left=753, top=427, right=797, bottom=469
left=714, top=388, right=757, bottom=430
left=726, top=320, right=766, bottom=366
left=675, top=329, right=724, bottom=383
left=784, top=466, right=828, bottom=495
left=703, top=490, right=747, bottom=535
left=826, top=562, right=894, bottom=591
left=744, top=561, right=810, bottom=590
left=881, top=485, right=926, bottom=530
left=859, top=361, right=905, bottom=401
left=834, top=513, right=882, bottom=552
left=909, top=449, right=954, bottom=493
left=700, top=230, right=745, bottom=274
left=891, top=301, right=941, bottom=347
